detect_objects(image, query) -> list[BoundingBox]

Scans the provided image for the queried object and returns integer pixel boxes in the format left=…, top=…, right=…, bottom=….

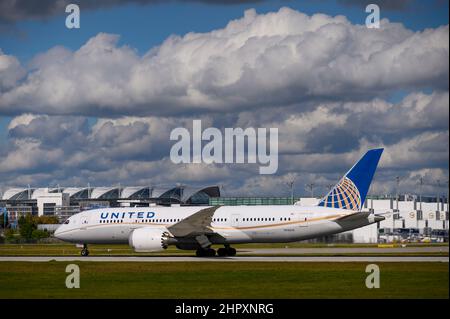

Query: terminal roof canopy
left=1, top=185, right=220, bottom=204
left=2, top=188, right=32, bottom=200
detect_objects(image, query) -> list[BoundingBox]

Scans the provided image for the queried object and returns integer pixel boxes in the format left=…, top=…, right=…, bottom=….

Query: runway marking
left=0, top=256, right=448, bottom=263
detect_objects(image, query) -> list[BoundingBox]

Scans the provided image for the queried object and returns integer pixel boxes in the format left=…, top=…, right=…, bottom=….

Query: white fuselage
left=54, top=205, right=375, bottom=247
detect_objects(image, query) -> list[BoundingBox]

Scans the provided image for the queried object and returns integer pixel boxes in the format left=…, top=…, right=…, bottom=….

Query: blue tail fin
left=317, top=148, right=383, bottom=211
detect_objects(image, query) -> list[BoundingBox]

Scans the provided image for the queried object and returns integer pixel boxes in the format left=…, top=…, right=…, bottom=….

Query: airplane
left=55, top=148, right=385, bottom=257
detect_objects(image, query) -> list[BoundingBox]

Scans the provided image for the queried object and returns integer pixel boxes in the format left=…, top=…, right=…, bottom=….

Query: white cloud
left=0, top=7, right=448, bottom=196
left=1, top=90, right=447, bottom=196
left=0, top=49, right=25, bottom=92
left=7, top=113, right=45, bottom=130
left=0, top=139, right=64, bottom=173
left=0, top=7, right=448, bottom=116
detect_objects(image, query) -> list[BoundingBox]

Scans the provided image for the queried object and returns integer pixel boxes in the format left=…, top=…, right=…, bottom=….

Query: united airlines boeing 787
left=55, top=149, right=385, bottom=257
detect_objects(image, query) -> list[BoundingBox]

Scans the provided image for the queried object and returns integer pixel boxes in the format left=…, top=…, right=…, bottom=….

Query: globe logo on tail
left=318, top=177, right=361, bottom=211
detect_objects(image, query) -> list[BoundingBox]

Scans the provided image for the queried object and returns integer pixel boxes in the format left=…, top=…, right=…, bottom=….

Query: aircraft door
left=80, top=214, right=90, bottom=230
left=296, top=213, right=309, bottom=227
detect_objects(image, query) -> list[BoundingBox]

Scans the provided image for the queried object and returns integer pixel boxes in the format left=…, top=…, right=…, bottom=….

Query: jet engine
left=129, top=227, right=171, bottom=252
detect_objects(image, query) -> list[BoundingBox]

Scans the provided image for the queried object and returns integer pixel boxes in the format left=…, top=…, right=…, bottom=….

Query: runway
left=241, top=246, right=449, bottom=254
left=1, top=246, right=447, bottom=262
left=1, top=256, right=448, bottom=262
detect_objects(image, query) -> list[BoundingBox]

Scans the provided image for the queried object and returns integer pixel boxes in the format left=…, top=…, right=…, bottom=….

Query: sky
left=0, top=0, right=448, bottom=197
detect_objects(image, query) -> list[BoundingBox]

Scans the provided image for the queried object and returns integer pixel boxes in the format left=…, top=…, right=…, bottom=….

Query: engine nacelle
left=129, top=227, right=170, bottom=252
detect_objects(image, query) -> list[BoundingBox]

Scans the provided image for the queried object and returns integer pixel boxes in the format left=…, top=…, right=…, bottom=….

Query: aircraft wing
left=167, top=206, right=221, bottom=237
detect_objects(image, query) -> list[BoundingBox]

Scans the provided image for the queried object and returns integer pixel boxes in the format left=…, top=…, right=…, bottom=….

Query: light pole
left=395, top=176, right=400, bottom=212
left=446, top=180, right=449, bottom=214
left=436, top=179, right=440, bottom=212
left=419, top=177, right=423, bottom=212
left=286, top=180, right=295, bottom=205
left=305, top=183, right=315, bottom=198
left=2, top=207, right=6, bottom=229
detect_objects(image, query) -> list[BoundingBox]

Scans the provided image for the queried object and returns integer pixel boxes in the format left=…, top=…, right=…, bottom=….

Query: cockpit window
left=64, top=219, right=70, bottom=224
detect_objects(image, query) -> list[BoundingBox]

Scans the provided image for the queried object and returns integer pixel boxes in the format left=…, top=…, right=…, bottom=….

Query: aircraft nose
left=54, top=225, right=66, bottom=240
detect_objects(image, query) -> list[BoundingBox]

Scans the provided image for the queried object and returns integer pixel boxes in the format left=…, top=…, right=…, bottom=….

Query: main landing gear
left=195, top=245, right=236, bottom=257
left=195, top=247, right=216, bottom=257
left=80, top=244, right=89, bottom=257
left=217, top=245, right=236, bottom=257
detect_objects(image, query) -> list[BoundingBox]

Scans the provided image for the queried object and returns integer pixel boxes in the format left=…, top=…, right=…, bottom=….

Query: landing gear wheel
left=227, top=247, right=237, bottom=256
left=196, top=248, right=216, bottom=257
left=217, top=247, right=236, bottom=256
left=217, top=248, right=227, bottom=257
left=80, top=244, right=89, bottom=257
left=195, top=249, right=203, bottom=257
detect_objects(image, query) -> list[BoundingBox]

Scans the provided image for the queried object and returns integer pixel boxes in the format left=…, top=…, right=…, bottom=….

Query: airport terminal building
left=0, top=186, right=448, bottom=243
left=0, top=185, right=220, bottom=221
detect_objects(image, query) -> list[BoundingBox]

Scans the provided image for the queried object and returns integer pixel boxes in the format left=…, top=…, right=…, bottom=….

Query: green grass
left=0, top=243, right=447, bottom=257
left=0, top=244, right=189, bottom=256
left=0, top=262, right=447, bottom=298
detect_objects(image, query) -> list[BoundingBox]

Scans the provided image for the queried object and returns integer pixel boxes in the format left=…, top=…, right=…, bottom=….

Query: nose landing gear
left=80, top=244, right=89, bottom=257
